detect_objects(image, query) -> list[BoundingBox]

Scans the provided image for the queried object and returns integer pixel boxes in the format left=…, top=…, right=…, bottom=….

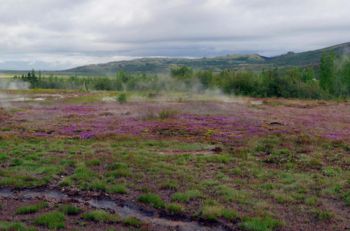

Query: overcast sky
left=1, top=0, right=350, bottom=70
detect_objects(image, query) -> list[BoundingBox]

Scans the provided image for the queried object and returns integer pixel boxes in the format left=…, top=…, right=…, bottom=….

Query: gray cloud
left=0, top=0, right=349, bottom=70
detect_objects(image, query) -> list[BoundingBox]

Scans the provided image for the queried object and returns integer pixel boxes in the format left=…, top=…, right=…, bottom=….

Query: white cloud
left=0, top=0, right=349, bottom=69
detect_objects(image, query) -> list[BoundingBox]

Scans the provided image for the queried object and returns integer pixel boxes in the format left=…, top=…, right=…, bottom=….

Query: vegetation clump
left=59, top=204, right=81, bottom=215
left=16, top=202, right=48, bottom=215
left=34, top=211, right=65, bottom=229
left=82, top=210, right=120, bottom=223
left=239, top=216, right=282, bottom=231
left=138, top=193, right=165, bottom=209
left=117, top=93, right=127, bottom=104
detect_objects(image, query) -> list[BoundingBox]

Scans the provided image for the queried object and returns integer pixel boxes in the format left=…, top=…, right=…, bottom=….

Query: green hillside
left=2, top=42, right=332, bottom=76
left=268, top=42, right=350, bottom=66
left=65, top=54, right=268, bottom=76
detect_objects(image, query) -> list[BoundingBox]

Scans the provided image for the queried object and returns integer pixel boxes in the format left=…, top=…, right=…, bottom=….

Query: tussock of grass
left=107, top=184, right=128, bottom=194
left=0, top=221, right=36, bottom=231
left=16, top=201, right=48, bottom=215
left=160, top=181, right=178, bottom=190
left=216, top=185, right=250, bottom=204
left=200, top=205, right=238, bottom=221
left=82, top=210, right=120, bottom=223
left=166, top=203, right=184, bottom=215
left=138, top=193, right=165, bottom=209
left=171, top=190, right=201, bottom=203
left=34, top=211, right=65, bottom=229
left=344, top=191, right=350, bottom=206
left=122, top=217, right=142, bottom=227
left=312, top=209, right=333, bottom=221
left=59, top=204, right=81, bottom=215
left=240, top=216, right=282, bottom=231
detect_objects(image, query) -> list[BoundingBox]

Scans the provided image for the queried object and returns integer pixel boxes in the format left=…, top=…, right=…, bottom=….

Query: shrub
left=117, top=93, right=127, bottom=104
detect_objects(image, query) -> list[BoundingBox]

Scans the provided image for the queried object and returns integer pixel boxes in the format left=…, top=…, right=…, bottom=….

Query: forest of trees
left=15, top=52, right=350, bottom=99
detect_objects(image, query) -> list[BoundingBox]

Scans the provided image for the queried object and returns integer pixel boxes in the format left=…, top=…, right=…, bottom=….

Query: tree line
left=15, top=52, right=350, bottom=99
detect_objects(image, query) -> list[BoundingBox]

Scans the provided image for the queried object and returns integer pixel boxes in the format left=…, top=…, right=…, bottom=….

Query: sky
left=0, top=0, right=350, bottom=70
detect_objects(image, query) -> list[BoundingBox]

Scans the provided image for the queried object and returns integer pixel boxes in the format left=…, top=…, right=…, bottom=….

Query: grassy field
left=0, top=90, right=349, bottom=230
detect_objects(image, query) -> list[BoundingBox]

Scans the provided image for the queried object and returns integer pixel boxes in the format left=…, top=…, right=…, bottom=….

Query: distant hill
left=64, top=54, right=268, bottom=76
left=61, top=42, right=350, bottom=75
left=268, top=42, right=350, bottom=66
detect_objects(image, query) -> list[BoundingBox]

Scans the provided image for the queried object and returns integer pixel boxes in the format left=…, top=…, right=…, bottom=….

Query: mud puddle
left=0, top=188, right=228, bottom=231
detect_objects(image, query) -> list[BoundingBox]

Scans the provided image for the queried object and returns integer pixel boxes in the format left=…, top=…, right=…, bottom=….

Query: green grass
left=122, top=217, right=142, bottom=228
left=117, top=93, right=127, bottom=104
left=138, top=193, right=165, bottom=209
left=166, top=203, right=184, bottom=215
left=312, top=209, right=334, bottom=221
left=171, top=190, right=201, bottom=203
left=16, top=201, right=48, bottom=215
left=240, top=216, right=282, bottom=231
left=0, top=132, right=349, bottom=230
left=200, top=205, right=224, bottom=221
left=82, top=210, right=120, bottom=223
left=0, top=221, right=36, bottom=231
left=107, top=184, right=128, bottom=194
left=344, top=191, right=350, bottom=206
left=160, top=180, right=178, bottom=190
left=59, top=204, right=81, bottom=215
left=222, top=209, right=239, bottom=221
left=200, top=205, right=239, bottom=221
left=34, top=211, right=65, bottom=229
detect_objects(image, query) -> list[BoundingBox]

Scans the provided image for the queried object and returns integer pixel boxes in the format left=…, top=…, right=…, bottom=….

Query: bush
left=117, top=93, right=127, bottom=104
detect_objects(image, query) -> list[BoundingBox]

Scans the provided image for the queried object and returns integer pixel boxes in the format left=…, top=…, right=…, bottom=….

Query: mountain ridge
left=5, top=42, right=350, bottom=75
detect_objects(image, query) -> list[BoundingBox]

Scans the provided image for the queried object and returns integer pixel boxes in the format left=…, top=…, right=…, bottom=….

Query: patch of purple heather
left=2, top=96, right=350, bottom=144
